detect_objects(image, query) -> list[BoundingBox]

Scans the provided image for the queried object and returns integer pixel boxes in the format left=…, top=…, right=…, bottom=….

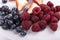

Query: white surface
left=0, top=0, right=60, bottom=40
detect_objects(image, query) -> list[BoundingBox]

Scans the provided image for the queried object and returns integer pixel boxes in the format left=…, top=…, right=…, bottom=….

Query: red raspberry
left=51, top=7, right=56, bottom=12
left=32, top=23, right=41, bottom=32
left=32, top=7, right=41, bottom=15
left=47, top=1, right=54, bottom=7
left=31, top=15, right=39, bottom=23
left=38, top=11, right=44, bottom=19
left=48, top=11, right=54, bottom=16
left=49, top=23, right=58, bottom=31
left=43, top=14, right=51, bottom=22
left=38, top=20, right=47, bottom=30
left=40, top=4, right=51, bottom=13
left=21, top=12, right=30, bottom=20
left=51, top=16, right=58, bottom=23
left=44, top=6, right=51, bottom=13
left=22, top=20, right=32, bottom=30
left=54, top=12, right=60, bottom=20
left=56, top=6, right=60, bottom=12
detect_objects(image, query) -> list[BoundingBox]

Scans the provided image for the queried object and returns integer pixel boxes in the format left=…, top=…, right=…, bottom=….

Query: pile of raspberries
left=21, top=1, right=60, bottom=32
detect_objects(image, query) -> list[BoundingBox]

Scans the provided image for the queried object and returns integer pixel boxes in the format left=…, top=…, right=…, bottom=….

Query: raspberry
left=38, top=20, right=47, bottom=30
left=48, top=11, right=54, bottom=16
left=43, top=14, right=51, bottom=22
left=40, top=4, right=51, bottom=13
left=49, top=23, right=58, bottom=31
left=21, top=12, right=30, bottom=20
left=51, top=16, right=58, bottom=23
left=44, top=6, right=51, bottom=13
left=32, top=7, right=41, bottom=15
left=32, top=23, right=41, bottom=32
left=22, top=20, right=32, bottom=30
left=54, top=12, right=60, bottom=20
left=47, top=1, right=54, bottom=7
left=51, top=7, right=56, bottom=12
left=31, top=15, right=39, bottom=23
left=56, top=6, right=60, bottom=12
left=38, top=11, right=44, bottom=19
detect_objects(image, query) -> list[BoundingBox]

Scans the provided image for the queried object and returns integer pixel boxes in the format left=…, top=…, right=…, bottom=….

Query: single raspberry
left=43, top=14, right=51, bottom=22
left=44, top=6, right=51, bottom=13
left=51, top=16, right=58, bottom=23
left=38, top=20, right=47, bottom=30
left=56, top=6, right=60, bottom=12
left=40, top=4, right=51, bottom=12
left=51, top=7, right=56, bottom=12
left=49, top=23, right=58, bottom=31
left=31, top=15, right=39, bottom=23
left=54, top=12, right=60, bottom=20
left=48, top=11, right=54, bottom=16
left=38, top=11, right=44, bottom=19
left=32, top=23, right=41, bottom=32
left=21, top=12, right=30, bottom=20
left=22, top=20, right=32, bottom=30
left=32, top=7, right=41, bottom=15
left=47, top=1, right=54, bottom=7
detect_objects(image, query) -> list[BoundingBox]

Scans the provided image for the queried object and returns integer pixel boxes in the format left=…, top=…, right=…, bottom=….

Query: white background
left=0, top=0, right=60, bottom=40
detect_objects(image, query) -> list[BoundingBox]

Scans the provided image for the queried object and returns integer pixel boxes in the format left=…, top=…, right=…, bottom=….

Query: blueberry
left=20, top=31, right=27, bottom=36
left=2, top=6, right=9, bottom=12
left=0, top=12, right=5, bottom=16
left=2, top=0, right=7, bottom=3
left=2, top=23, right=10, bottom=30
left=0, top=8, right=2, bottom=11
left=13, top=15, right=19, bottom=20
left=0, top=19, right=4, bottom=26
left=16, top=26, right=23, bottom=33
left=7, top=20, right=13, bottom=25
left=23, top=8, right=28, bottom=12
left=12, top=8, right=18, bottom=12
left=10, top=24, right=17, bottom=29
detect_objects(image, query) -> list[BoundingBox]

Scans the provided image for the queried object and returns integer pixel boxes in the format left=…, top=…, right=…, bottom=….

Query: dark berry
left=0, top=19, right=4, bottom=26
left=32, top=7, right=41, bottom=15
left=16, top=26, right=23, bottom=33
left=22, top=20, right=32, bottom=30
left=47, top=1, right=54, bottom=7
left=31, top=15, right=39, bottom=23
left=32, top=23, right=41, bottom=32
left=51, top=16, right=58, bottom=23
left=2, top=6, right=9, bottom=12
left=7, top=20, right=13, bottom=25
left=2, top=23, right=10, bottom=30
left=21, top=12, right=30, bottom=20
left=38, top=20, right=47, bottom=30
left=12, top=8, right=18, bottom=12
left=2, top=0, right=7, bottom=3
left=23, top=8, right=28, bottom=12
left=20, top=31, right=27, bottom=36
left=49, top=23, right=58, bottom=31
left=10, top=24, right=17, bottom=29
